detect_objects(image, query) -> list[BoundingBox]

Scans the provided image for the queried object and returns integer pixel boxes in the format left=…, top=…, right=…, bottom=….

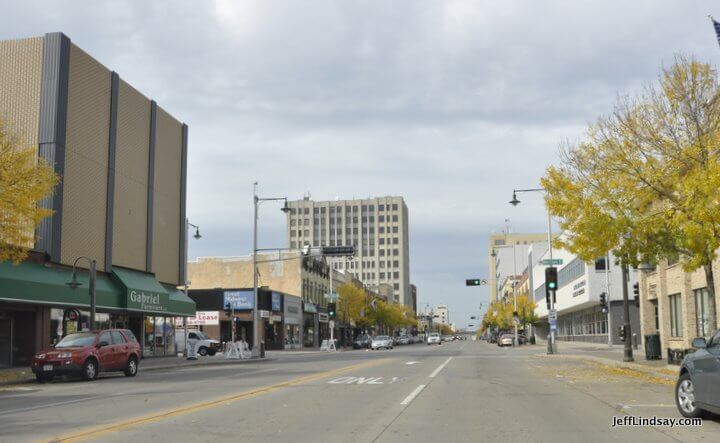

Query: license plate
left=43, top=365, right=53, bottom=371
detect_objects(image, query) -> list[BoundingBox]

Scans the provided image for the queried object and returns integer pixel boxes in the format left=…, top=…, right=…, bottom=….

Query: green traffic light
left=548, top=282, right=557, bottom=289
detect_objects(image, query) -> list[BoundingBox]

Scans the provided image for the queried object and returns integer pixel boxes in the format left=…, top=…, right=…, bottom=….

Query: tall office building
left=286, top=196, right=410, bottom=306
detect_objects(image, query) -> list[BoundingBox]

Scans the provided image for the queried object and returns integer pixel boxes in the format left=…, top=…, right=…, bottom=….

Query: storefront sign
left=260, top=310, right=270, bottom=318
left=271, top=315, right=282, bottom=322
left=176, top=311, right=219, bottom=326
left=272, top=292, right=282, bottom=312
left=284, top=295, right=303, bottom=326
left=128, top=290, right=168, bottom=312
left=319, top=313, right=329, bottom=323
left=304, top=303, right=317, bottom=313
left=224, top=290, right=254, bottom=309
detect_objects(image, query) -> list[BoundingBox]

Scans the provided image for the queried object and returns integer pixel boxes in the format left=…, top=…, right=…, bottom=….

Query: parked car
left=498, top=333, right=514, bottom=347
left=397, top=335, right=410, bottom=345
left=175, top=330, right=221, bottom=356
left=427, top=332, right=442, bottom=345
left=32, top=329, right=141, bottom=382
left=675, top=330, right=720, bottom=418
left=442, top=335, right=454, bottom=342
left=371, top=335, right=394, bottom=350
left=353, top=334, right=372, bottom=349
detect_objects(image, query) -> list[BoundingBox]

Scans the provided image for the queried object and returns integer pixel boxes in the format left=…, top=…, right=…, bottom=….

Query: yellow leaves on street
left=337, top=282, right=417, bottom=331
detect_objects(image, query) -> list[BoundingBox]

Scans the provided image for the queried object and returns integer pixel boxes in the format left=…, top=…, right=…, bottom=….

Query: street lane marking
left=37, top=358, right=390, bottom=443
left=327, top=376, right=399, bottom=385
left=400, top=384, right=426, bottom=405
left=429, top=357, right=453, bottom=378
left=618, top=404, right=675, bottom=409
left=405, top=361, right=420, bottom=365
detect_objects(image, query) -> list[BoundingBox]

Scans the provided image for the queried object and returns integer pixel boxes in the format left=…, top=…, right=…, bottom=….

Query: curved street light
left=66, top=256, right=97, bottom=331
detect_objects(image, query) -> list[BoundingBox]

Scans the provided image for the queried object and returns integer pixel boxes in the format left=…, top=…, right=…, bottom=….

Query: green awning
left=0, top=261, right=124, bottom=309
left=111, top=267, right=195, bottom=316
left=166, top=287, right=196, bottom=316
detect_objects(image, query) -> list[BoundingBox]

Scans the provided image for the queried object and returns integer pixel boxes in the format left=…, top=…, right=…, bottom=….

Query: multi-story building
left=0, top=33, right=194, bottom=367
left=286, top=196, right=410, bottom=307
left=531, top=243, right=639, bottom=344
left=434, top=304, right=450, bottom=326
left=187, top=252, right=332, bottom=347
left=489, top=232, right=549, bottom=302
left=639, top=258, right=719, bottom=361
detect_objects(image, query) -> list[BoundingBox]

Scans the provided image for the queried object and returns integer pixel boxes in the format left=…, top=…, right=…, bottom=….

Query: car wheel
left=124, top=356, right=138, bottom=377
left=198, top=346, right=208, bottom=357
left=676, top=372, right=704, bottom=418
left=208, top=350, right=217, bottom=356
left=82, top=358, right=98, bottom=381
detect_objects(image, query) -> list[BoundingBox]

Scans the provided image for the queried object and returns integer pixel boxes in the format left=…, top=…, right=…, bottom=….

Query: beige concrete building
left=286, top=196, right=410, bottom=307
left=0, top=32, right=192, bottom=366
left=489, top=232, right=548, bottom=302
left=639, top=259, right=719, bottom=360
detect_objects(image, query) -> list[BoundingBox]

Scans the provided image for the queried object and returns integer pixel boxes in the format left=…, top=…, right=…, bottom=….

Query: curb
left=534, top=353, right=678, bottom=382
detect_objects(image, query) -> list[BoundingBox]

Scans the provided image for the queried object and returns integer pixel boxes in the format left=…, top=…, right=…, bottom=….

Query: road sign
left=541, top=259, right=563, bottom=266
left=324, top=292, right=339, bottom=301
left=548, top=309, right=557, bottom=321
left=550, top=318, right=557, bottom=331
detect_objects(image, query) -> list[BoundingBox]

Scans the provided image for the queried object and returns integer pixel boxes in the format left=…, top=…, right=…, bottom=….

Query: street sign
left=548, top=309, right=557, bottom=321
left=541, top=259, right=563, bottom=266
left=321, top=246, right=355, bottom=256
left=550, top=318, right=557, bottom=331
left=324, top=292, right=339, bottom=301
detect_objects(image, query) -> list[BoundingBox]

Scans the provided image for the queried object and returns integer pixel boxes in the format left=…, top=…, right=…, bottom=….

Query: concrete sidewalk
left=532, top=338, right=679, bottom=381
left=0, top=353, right=271, bottom=387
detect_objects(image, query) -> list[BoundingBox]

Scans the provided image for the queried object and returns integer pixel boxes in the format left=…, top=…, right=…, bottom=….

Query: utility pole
left=606, top=252, right=612, bottom=347
left=622, top=262, right=634, bottom=362
left=252, top=182, right=260, bottom=357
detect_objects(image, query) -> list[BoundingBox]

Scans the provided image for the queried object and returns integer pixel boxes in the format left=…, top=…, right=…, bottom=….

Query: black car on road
left=675, top=329, right=720, bottom=418
left=353, top=334, right=372, bottom=349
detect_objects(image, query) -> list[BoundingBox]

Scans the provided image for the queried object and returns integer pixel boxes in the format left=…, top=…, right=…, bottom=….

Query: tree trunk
left=703, top=263, right=717, bottom=331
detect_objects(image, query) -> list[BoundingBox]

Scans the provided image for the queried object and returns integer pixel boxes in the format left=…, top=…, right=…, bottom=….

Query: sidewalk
left=532, top=338, right=679, bottom=381
left=0, top=353, right=271, bottom=387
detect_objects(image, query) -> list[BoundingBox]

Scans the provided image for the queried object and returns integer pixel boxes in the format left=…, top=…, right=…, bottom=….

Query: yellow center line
left=38, top=358, right=390, bottom=443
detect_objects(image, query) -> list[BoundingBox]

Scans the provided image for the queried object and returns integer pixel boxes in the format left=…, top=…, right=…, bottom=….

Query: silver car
left=371, top=335, right=394, bottom=350
left=675, top=330, right=720, bottom=418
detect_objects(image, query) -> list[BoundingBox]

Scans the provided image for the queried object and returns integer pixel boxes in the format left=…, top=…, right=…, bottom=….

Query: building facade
left=639, top=258, right=720, bottom=361
left=285, top=196, right=410, bottom=307
left=434, top=304, right=449, bottom=326
left=0, top=33, right=194, bottom=367
left=187, top=252, right=332, bottom=348
left=532, top=244, right=639, bottom=345
left=489, top=232, right=549, bottom=302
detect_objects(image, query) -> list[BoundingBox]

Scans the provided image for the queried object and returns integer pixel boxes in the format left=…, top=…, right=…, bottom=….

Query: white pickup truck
left=175, top=330, right=221, bottom=356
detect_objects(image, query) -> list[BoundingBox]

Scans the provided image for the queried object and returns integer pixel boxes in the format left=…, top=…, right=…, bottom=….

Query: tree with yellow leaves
left=0, top=120, right=58, bottom=263
left=543, top=57, right=720, bottom=303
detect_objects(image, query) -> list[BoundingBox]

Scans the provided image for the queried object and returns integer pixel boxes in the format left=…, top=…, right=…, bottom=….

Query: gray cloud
left=4, top=0, right=719, bottom=326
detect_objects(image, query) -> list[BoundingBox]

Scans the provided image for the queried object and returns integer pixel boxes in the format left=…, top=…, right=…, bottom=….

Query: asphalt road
left=1, top=340, right=719, bottom=442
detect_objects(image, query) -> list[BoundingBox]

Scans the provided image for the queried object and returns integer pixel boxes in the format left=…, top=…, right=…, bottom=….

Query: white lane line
left=400, top=384, right=426, bottom=405
left=429, top=357, right=453, bottom=378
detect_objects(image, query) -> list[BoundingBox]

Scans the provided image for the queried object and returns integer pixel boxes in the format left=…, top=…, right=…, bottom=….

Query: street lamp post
left=510, top=187, right=556, bottom=354
left=252, top=182, right=290, bottom=358
left=184, top=220, right=202, bottom=356
left=66, top=256, right=97, bottom=331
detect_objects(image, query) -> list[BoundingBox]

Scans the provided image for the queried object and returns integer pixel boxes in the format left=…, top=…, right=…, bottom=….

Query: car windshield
left=375, top=336, right=390, bottom=340
left=429, top=333, right=439, bottom=337
left=356, top=335, right=369, bottom=340
left=193, top=331, right=210, bottom=340
left=55, top=332, right=97, bottom=348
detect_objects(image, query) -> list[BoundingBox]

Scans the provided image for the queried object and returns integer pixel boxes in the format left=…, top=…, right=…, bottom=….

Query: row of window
left=290, top=203, right=400, bottom=215
left=668, top=288, right=717, bottom=338
left=291, top=217, right=401, bottom=227
left=557, top=310, right=608, bottom=336
left=331, top=260, right=401, bottom=270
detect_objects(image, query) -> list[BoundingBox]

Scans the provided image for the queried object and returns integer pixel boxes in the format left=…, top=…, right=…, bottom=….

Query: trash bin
left=644, top=333, right=661, bottom=360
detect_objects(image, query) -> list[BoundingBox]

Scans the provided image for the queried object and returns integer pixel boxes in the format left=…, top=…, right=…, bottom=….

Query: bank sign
left=224, top=290, right=254, bottom=310
left=127, top=290, right=168, bottom=313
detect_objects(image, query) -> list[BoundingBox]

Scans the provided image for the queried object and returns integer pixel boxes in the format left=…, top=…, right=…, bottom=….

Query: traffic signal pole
left=546, top=211, right=556, bottom=355
left=622, top=263, right=634, bottom=362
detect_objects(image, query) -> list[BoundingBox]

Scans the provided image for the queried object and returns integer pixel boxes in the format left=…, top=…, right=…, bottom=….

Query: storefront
left=265, top=292, right=284, bottom=350
left=319, top=311, right=329, bottom=342
left=303, top=302, right=318, bottom=347
left=0, top=261, right=196, bottom=366
left=284, top=295, right=303, bottom=349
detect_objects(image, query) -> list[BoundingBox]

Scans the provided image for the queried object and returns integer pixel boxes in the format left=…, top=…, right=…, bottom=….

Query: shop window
left=695, top=287, right=716, bottom=337
left=669, top=294, right=683, bottom=337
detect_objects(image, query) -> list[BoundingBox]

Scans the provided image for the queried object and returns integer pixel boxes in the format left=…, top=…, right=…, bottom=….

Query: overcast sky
left=5, top=1, right=720, bottom=328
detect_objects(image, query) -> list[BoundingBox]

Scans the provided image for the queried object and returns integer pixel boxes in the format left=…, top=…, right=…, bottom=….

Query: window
left=313, top=208, right=319, bottom=214
left=392, top=204, right=398, bottom=210
left=393, top=237, right=399, bottom=244
left=362, top=205, right=367, bottom=211
left=393, top=283, right=399, bottom=290
left=594, top=258, right=607, bottom=271
left=380, top=261, right=385, bottom=268
left=379, top=227, right=385, bottom=233
left=379, top=215, right=385, bottom=222
left=393, top=272, right=399, bottom=278
left=111, top=331, right=126, bottom=344
left=393, top=249, right=399, bottom=256
left=290, top=230, right=296, bottom=237
left=99, top=332, right=112, bottom=345
left=304, top=219, right=309, bottom=226
left=393, top=260, right=399, bottom=267
left=393, top=226, right=398, bottom=233
left=290, top=241, right=297, bottom=248
left=379, top=204, right=384, bottom=211
left=304, top=208, right=309, bottom=215
left=379, top=238, right=385, bottom=245
left=392, top=215, right=398, bottom=222
left=380, top=250, right=385, bottom=256
left=380, top=272, right=386, bottom=279
left=669, top=294, right=683, bottom=337
left=695, top=288, right=716, bottom=337
left=290, top=219, right=296, bottom=227
left=304, top=230, right=309, bottom=237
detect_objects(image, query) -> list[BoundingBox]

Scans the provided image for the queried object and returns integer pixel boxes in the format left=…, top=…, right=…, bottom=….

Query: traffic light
left=633, top=282, right=640, bottom=307
left=466, top=279, right=481, bottom=286
left=599, top=292, right=607, bottom=313
left=328, top=303, right=336, bottom=319
left=545, top=267, right=558, bottom=308
left=618, top=325, right=626, bottom=342
left=224, top=302, right=232, bottom=317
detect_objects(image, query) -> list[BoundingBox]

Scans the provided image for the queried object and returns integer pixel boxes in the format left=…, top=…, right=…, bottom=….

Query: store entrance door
left=0, top=315, right=12, bottom=368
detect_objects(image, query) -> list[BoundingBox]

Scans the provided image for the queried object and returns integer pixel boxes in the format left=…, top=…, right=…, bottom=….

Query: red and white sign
left=176, top=311, right=220, bottom=326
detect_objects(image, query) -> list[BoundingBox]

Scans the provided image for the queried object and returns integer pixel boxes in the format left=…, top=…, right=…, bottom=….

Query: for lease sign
left=176, top=311, right=220, bottom=326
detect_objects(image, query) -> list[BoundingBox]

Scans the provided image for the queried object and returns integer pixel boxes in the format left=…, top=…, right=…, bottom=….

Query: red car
left=32, top=329, right=141, bottom=382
